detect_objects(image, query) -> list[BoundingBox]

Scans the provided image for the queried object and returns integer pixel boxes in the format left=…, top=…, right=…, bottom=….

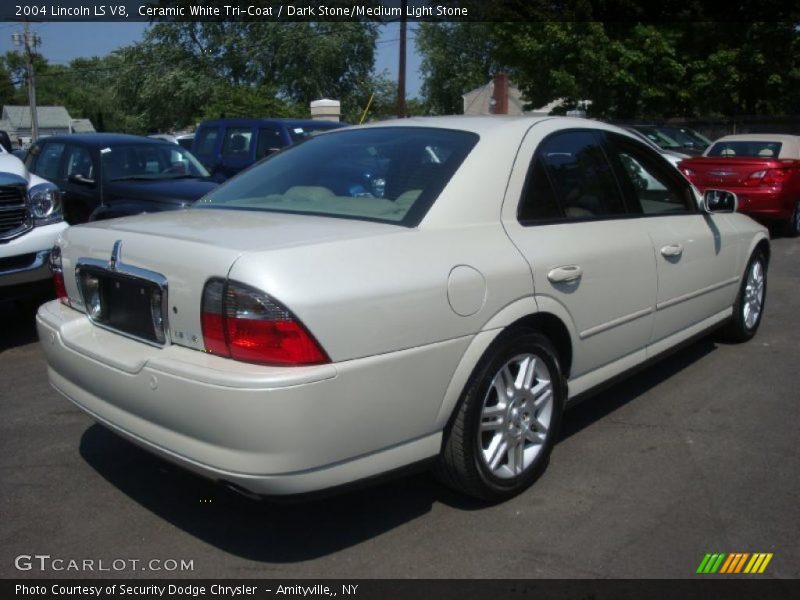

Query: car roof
left=35, top=133, right=170, bottom=147
left=198, top=118, right=344, bottom=128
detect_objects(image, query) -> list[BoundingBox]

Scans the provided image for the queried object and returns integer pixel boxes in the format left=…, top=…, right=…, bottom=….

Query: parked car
left=679, top=134, right=800, bottom=236
left=630, top=124, right=710, bottom=156
left=0, top=146, right=67, bottom=302
left=0, top=130, right=13, bottom=153
left=37, top=117, right=769, bottom=502
left=618, top=126, right=690, bottom=167
left=148, top=132, right=195, bottom=150
left=24, top=134, right=217, bottom=224
left=192, top=118, right=345, bottom=181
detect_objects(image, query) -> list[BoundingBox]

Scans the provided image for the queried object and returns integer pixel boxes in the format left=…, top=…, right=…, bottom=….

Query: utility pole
left=396, top=0, right=407, bottom=118
left=12, top=22, right=41, bottom=143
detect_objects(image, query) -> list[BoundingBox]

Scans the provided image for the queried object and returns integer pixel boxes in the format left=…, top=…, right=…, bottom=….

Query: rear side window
left=537, top=130, right=626, bottom=220
left=222, top=128, right=253, bottom=158
left=518, top=157, right=562, bottom=222
left=32, top=142, right=66, bottom=180
left=194, top=127, right=219, bottom=156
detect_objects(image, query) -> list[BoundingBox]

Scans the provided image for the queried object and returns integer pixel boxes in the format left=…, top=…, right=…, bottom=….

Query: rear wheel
left=784, top=200, right=800, bottom=238
left=438, top=330, right=565, bottom=501
left=722, top=249, right=767, bottom=342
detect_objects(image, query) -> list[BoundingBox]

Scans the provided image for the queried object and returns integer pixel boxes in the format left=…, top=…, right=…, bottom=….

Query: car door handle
left=547, top=265, right=583, bottom=283
left=660, top=244, right=684, bottom=257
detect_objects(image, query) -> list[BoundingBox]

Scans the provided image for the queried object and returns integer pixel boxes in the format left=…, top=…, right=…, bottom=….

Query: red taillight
left=743, top=168, right=789, bottom=187
left=48, top=246, right=69, bottom=304
left=201, top=279, right=329, bottom=366
left=680, top=166, right=696, bottom=182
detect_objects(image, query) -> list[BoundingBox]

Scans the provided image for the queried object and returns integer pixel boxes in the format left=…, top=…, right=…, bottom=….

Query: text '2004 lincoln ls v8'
left=37, top=117, right=769, bottom=501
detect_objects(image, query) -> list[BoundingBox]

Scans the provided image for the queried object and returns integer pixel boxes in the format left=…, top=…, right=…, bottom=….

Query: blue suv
left=192, top=118, right=345, bottom=181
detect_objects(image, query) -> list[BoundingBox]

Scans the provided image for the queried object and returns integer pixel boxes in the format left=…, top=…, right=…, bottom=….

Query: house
left=1, top=105, right=95, bottom=146
left=462, top=74, right=589, bottom=117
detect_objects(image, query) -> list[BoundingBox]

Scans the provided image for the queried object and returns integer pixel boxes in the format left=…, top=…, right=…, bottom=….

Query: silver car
left=37, top=117, right=769, bottom=501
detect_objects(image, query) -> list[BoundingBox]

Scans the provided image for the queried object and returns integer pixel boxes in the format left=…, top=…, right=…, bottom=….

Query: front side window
left=195, top=127, right=479, bottom=226
left=537, top=130, right=626, bottom=219
left=64, top=145, right=94, bottom=180
left=194, top=127, right=219, bottom=156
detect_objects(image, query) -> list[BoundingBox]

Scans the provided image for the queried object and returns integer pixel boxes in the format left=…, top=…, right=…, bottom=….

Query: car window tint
left=539, top=131, right=625, bottom=219
left=707, top=141, right=783, bottom=158
left=518, top=157, right=563, bottom=222
left=617, top=152, right=690, bottom=214
left=33, top=142, right=66, bottom=180
left=64, top=145, right=94, bottom=179
left=606, top=134, right=692, bottom=215
left=256, top=127, right=284, bottom=159
left=195, top=127, right=219, bottom=155
left=222, top=128, right=253, bottom=158
left=196, top=127, right=479, bottom=226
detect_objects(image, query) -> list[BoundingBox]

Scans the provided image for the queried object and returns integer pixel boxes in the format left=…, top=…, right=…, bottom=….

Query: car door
left=603, top=132, right=739, bottom=352
left=60, top=143, right=99, bottom=223
left=502, top=123, right=657, bottom=388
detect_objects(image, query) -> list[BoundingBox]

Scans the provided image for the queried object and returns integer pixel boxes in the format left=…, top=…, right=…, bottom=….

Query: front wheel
left=721, top=249, right=768, bottom=342
left=437, top=330, right=565, bottom=501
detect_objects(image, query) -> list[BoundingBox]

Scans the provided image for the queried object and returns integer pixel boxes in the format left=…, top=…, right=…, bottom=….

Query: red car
left=680, top=134, right=800, bottom=236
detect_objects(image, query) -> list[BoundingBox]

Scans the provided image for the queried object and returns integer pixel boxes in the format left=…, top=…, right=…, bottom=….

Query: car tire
left=784, top=201, right=800, bottom=238
left=437, top=329, right=565, bottom=501
left=721, top=249, right=768, bottom=342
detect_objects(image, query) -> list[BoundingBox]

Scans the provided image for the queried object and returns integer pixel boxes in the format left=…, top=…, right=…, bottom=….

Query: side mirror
left=703, top=189, right=737, bottom=213
left=68, top=173, right=95, bottom=186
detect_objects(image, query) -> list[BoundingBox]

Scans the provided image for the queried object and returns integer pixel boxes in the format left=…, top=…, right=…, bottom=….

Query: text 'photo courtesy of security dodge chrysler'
left=37, top=117, right=770, bottom=502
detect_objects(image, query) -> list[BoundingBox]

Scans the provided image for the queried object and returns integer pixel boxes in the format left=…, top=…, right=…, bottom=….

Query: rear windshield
left=707, top=141, right=783, bottom=158
left=194, top=127, right=479, bottom=226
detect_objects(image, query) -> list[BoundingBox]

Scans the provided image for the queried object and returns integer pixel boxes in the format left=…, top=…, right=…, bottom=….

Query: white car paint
left=36, top=116, right=769, bottom=497
left=0, top=153, right=69, bottom=291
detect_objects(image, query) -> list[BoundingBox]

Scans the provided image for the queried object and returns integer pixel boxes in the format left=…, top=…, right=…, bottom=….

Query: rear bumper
left=36, top=300, right=466, bottom=495
left=718, top=187, right=793, bottom=221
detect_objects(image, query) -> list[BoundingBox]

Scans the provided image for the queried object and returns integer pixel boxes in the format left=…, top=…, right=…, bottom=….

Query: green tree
left=416, top=22, right=498, bottom=115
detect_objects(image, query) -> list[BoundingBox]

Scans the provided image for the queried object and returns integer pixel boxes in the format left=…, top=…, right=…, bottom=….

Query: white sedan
left=37, top=117, right=769, bottom=501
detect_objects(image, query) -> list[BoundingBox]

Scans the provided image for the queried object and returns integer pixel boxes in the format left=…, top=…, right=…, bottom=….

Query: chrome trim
left=656, top=277, right=740, bottom=312
left=0, top=179, right=32, bottom=242
left=75, top=242, right=171, bottom=348
left=0, top=249, right=49, bottom=276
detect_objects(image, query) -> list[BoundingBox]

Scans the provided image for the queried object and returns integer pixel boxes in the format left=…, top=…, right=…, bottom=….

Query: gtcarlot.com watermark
left=14, top=554, right=194, bottom=572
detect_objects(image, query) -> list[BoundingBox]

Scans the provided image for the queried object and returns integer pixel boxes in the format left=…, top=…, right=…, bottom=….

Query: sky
left=0, top=21, right=424, bottom=98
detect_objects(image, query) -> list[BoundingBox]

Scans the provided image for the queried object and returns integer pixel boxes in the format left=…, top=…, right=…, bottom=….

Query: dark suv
left=192, top=118, right=345, bottom=181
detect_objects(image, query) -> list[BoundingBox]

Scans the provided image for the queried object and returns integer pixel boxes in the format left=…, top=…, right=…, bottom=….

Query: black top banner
left=4, top=0, right=800, bottom=22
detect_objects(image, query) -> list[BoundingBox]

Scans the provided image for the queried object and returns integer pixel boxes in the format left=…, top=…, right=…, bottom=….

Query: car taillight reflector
left=201, top=278, right=329, bottom=366
left=48, top=246, right=69, bottom=305
left=743, top=168, right=789, bottom=187
left=680, top=166, right=696, bottom=182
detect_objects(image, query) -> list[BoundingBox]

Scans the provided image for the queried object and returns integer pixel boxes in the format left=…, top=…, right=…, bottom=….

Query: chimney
left=310, top=98, right=341, bottom=122
left=491, top=73, right=509, bottom=115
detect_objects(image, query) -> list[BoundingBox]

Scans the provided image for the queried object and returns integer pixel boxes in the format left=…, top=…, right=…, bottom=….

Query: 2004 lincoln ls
left=37, top=117, right=769, bottom=501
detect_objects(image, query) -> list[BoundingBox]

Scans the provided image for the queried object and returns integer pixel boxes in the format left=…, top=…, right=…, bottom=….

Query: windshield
left=635, top=127, right=682, bottom=150
left=102, top=143, right=209, bottom=182
left=707, top=140, right=783, bottom=158
left=195, top=127, right=479, bottom=226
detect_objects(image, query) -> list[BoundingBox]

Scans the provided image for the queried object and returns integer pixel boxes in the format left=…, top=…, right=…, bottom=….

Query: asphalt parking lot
left=1, top=237, right=798, bottom=580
